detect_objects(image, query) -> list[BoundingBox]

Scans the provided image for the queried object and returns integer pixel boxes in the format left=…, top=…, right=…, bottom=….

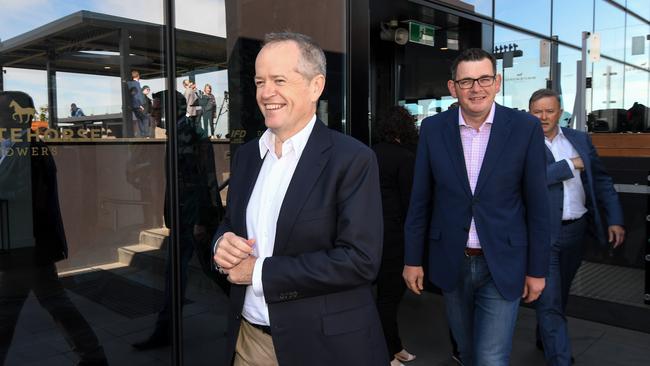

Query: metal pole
left=46, top=50, right=58, bottom=128
left=119, top=29, right=133, bottom=137
left=550, top=35, right=560, bottom=93
left=163, top=0, right=182, bottom=364
left=572, top=31, right=589, bottom=132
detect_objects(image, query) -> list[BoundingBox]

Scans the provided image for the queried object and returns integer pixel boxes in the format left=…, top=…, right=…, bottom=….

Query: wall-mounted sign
left=407, top=21, right=435, bottom=47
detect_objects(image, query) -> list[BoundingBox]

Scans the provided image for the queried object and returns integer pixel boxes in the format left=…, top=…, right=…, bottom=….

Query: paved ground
left=3, top=264, right=650, bottom=365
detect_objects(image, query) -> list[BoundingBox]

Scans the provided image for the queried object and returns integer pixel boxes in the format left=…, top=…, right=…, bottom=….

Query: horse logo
left=9, top=100, right=36, bottom=124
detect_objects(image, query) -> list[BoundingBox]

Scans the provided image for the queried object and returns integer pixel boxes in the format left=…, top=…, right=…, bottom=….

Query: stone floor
left=3, top=264, right=650, bottom=366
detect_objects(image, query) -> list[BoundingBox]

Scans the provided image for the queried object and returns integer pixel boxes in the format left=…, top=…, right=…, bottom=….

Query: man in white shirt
left=529, top=88, right=625, bottom=366
left=213, top=32, right=387, bottom=366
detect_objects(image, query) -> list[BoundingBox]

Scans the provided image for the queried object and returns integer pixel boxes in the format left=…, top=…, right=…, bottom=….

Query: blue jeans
left=443, top=255, right=520, bottom=366
left=535, top=216, right=587, bottom=366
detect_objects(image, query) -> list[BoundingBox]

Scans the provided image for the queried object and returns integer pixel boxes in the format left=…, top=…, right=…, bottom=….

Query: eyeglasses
left=454, top=75, right=496, bottom=89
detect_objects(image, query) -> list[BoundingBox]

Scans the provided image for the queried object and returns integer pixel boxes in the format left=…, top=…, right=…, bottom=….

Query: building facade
left=0, top=0, right=648, bottom=364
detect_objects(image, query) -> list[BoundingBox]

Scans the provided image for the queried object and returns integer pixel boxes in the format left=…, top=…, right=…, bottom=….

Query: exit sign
left=408, top=21, right=435, bottom=47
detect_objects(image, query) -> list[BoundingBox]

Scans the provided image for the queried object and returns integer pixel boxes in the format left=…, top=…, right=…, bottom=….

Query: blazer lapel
left=236, top=145, right=267, bottom=237
left=442, top=113, right=472, bottom=197
left=474, top=105, right=512, bottom=197
left=545, top=145, right=555, bottom=163
left=273, top=120, right=332, bottom=255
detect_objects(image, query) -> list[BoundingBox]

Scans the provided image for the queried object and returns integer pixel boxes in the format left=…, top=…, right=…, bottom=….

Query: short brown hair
left=451, top=48, right=496, bottom=80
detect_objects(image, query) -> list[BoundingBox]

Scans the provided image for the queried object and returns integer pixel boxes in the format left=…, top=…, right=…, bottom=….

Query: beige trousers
left=233, top=320, right=279, bottom=366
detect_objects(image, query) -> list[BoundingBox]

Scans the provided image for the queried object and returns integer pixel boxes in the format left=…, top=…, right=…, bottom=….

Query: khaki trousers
left=234, top=320, right=279, bottom=366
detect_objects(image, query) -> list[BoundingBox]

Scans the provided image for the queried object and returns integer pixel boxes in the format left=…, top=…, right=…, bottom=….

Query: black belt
left=243, top=317, right=272, bottom=336
left=562, top=216, right=583, bottom=226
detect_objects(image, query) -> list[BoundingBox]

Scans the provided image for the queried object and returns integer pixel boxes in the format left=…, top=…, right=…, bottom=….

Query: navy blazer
left=404, top=104, right=551, bottom=301
left=215, top=120, right=388, bottom=366
left=546, top=127, right=624, bottom=246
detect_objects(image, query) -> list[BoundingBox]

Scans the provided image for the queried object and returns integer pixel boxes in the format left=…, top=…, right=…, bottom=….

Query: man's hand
left=608, top=225, right=625, bottom=248
left=213, top=232, right=255, bottom=270
left=227, top=256, right=257, bottom=285
left=570, top=157, right=584, bottom=171
left=522, top=276, right=545, bottom=303
left=403, top=265, right=424, bottom=295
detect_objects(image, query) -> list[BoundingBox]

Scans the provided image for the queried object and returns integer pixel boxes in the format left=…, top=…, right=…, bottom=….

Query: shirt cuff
left=565, top=158, right=576, bottom=174
left=213, top=236, right=223, bottom=270
left=252, top=257, right=265, bottom=297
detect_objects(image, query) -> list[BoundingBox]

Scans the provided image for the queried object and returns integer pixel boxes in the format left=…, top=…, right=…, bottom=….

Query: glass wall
left=495, top=0, right=551, bottom=36
left=0, top=1, right=172, bottom=365
left=494, top=26, right=549, bottom=110
left=0, top=0, right=348, bottom=364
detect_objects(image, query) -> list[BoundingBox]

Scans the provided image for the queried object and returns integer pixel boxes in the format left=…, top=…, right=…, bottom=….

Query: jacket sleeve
left=523, top=122, right=551, bottom=278
left=547, top=159, right=574, bottom=185
left=587, top=134, right=624, bottom=226
left=403, top=121, right=434, bottom=266
left=261, top=147, right=383, bottom=303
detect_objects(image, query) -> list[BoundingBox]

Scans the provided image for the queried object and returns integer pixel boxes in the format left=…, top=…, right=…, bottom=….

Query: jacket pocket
left=322, top=304, right=372, bottom=336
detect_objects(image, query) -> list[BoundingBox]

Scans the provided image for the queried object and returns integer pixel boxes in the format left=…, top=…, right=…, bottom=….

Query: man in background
left=529, top=88, right=625, bottom=366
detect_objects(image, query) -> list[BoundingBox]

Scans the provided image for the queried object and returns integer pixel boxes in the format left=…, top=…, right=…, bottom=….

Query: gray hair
left=263, top=32, right=327, bottom=79
left=529, top=88, right=561, bottom=109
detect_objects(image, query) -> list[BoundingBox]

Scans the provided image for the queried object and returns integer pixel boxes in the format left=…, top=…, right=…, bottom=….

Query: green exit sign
left=408, top=21, right=435, bottom=46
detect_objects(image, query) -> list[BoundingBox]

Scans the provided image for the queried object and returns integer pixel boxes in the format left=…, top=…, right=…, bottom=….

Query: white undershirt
left=242, top=115, right=316, bottom=326
left=545, top=128, right=588, bottom=220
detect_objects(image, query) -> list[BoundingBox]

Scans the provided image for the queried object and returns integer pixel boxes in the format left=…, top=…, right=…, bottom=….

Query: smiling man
left=212, top=32, right=388, bottom=366
left=403, top=48, right=550, bottom=366
left=529, top=88, right=625, bottom=366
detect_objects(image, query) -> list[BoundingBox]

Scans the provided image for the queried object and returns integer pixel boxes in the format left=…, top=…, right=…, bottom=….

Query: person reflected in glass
left=182, top=79, right=199, bottom=126
left=529, top=89, right=625, bottom=366
left=132, top=91, right=227, bottom=350
left=372, top=106, right=418, bottom=366
left=142, top=85, right=154, bottom=138
left=199, top=84, right=216, bottom=136
left=0, top=91, right=108, bottom=366
left=70, top=103, right=85, bottom=117
left=128, top=70, right=149, bottom=137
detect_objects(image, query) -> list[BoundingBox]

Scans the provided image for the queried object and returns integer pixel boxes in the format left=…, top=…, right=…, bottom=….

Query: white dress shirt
left=545, top=128, right=588, bottom=220
left=242, top=115, right=316, bottom=326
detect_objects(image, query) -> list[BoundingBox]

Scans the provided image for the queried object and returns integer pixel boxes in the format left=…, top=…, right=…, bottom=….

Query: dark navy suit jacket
left=215, top=120, right=388, bottom=366
left=404, top=104, right=551, bottom=301
left=546, top=127, right=624, bottom=246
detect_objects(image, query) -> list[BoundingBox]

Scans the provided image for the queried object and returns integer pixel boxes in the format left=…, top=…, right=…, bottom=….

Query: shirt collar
left=258, top=115, right=317, bottom=159
left=458, top=102, right=496, bottom=128
left=545, top=126, right=564, bottom=143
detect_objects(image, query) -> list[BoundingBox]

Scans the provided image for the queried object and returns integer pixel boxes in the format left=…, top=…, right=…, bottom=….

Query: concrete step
left=139, top=228, right=169, bottom=249
left=117, top=243, right=220, bottom=291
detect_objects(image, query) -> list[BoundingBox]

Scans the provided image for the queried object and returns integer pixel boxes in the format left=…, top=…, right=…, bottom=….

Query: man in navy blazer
left=403, top=48, right=551, bottom=366
left=213, top=32, right=388, bottom=366
left=529, top=89, right=624, bottom=366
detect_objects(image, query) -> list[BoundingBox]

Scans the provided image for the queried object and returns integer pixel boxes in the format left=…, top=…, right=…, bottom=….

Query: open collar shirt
left=458, top=102, right=495, bottom=249
left=242, top=115, right=316, bottom=326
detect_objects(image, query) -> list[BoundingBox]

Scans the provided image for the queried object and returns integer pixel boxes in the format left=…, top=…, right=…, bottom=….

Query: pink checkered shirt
left=458, top=103, right=495, bottom=249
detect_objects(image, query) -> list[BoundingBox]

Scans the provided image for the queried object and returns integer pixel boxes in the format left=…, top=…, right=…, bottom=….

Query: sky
left=0, top=0, right=648, bottom=126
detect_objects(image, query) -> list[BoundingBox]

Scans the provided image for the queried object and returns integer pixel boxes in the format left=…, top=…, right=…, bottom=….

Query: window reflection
left=495, top=0, right=551, bottom=36
left=595, top=0, right=626, bottom=60
left=494, top=27, right=549, bottom=110
left=552, top=0, right=593, bottom=47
